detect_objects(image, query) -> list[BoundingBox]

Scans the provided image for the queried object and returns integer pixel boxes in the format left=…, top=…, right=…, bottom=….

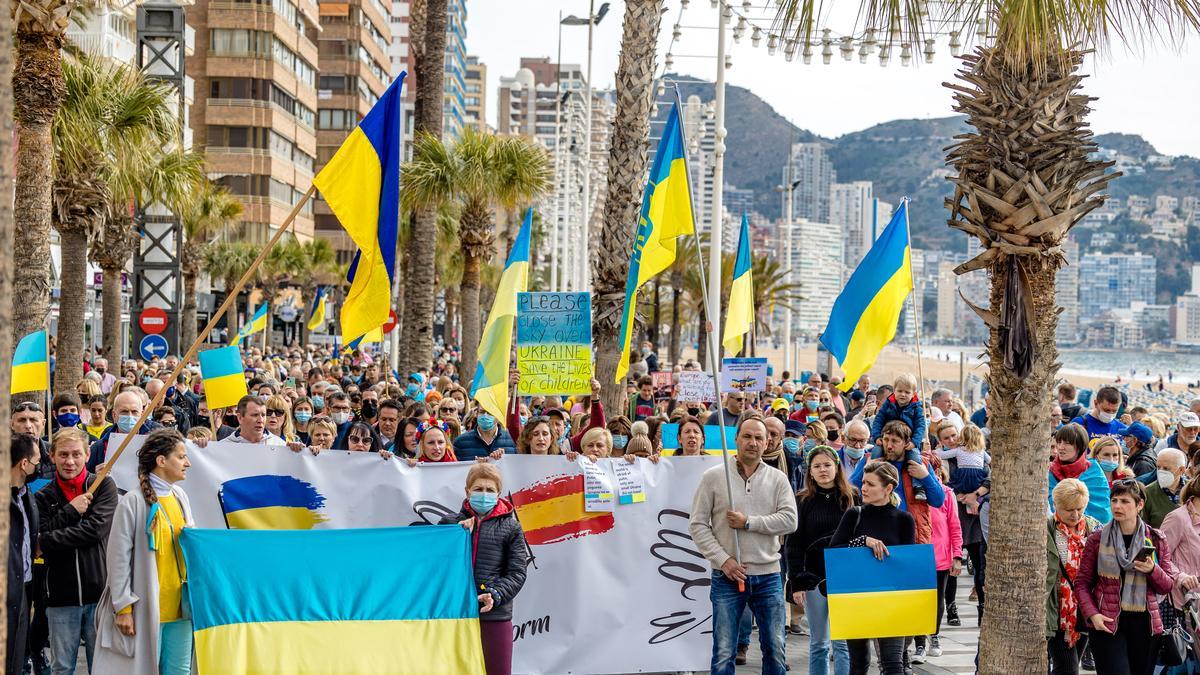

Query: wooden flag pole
left=44, top=320, right=52, bottom=441
left=88, top=185, right=317, bottom=494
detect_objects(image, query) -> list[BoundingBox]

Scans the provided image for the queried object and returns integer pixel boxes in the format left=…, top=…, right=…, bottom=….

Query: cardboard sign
left=516, top=292, right=593, bottom=395
left=721, top=357, right=768, bottom=393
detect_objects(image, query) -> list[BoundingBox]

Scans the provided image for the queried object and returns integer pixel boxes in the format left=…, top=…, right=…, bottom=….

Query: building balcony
left=66, top=30, right=136, bottom=64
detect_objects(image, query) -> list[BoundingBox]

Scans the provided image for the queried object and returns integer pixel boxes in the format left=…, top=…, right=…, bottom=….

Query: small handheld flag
left=820, top=200, right=913, bottom=392
left=234, top=304, right=269, bottom=346
left=198, top=345, right=247, bottom=410
left=470, top=209, right=532, bottom=420
left=723, top=214, right=754, bottom=355
left=314, top=72, right=405, bottom=345
left=11, top=330, right=49, bottom=394
left=825, top=544, right=937, bottom=639
left=306, top=286, right=327, bottom=331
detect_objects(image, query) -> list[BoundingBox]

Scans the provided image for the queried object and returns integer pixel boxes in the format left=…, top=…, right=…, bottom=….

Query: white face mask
left=1095, top=410, right=1116, bottom=424
left=331, top=412, right=350, bottom=425
left=1158, top=469, right=1179, bottom=489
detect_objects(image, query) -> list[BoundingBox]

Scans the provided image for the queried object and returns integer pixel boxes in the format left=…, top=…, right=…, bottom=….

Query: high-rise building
left=66, top=5, right=138, bottom=65
left=1175, top=264, right=1200, bottom=346
left=188, top=0, right=321, bottom=242
left=785, top=143, right=834, bottom=223
left=682, top=95, right=715, bottom=244
left=441, top=0, right=468, bottom=140
left=311, top=0, right=394, bottom=255
left=724, top=185, right=754, bottom=251
left=790, top=218, right=843, bottom=334
left=1078, top=252, right=1157, bottom=320
left=829, top=181, right=877, bottom=272
left=464, top=55, right=487, bottom=132
left=387, top=0, right=416, bottom=157
left=1056, top=238, right=1081, bottom=344
left=936, top=260, right=957, bottom=338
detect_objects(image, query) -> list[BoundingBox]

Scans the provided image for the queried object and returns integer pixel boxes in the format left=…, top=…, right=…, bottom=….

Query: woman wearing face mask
left=1050, top=423, right=1112, bottom=524
left=440, top=464, right=529, bottom=675
left=1091, top=437, right=1135, bottom=486
left=291, top=397, right=315, bottom=445
left=787, top=446, right=856, bottom=675
left=820, top=412, right=845, bottom=451
left=94, top=429, right=195, bottom=675
left=606, top=417, right=633, bottom=457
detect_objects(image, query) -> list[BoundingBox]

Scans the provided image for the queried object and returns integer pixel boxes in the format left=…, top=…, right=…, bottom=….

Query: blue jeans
left=711, top=571, right=786, bottom=675
left=158, top=619, right=193, bottom=675
left=738, top=606, right=752, bottom=648
left=805, top=589, right=850, bottom=675
left=45, top=604, right=96, bottom=675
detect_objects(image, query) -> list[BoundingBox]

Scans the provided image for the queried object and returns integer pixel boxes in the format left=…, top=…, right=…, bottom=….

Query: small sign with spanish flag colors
left=825, top=543, right=937, bottom=640
left=198, top=345, right=247, bottom=410
left=10, top=330, right=48, bottom=394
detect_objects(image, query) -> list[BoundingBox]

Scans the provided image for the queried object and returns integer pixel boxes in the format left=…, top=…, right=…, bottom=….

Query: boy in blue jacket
left=868, top=372, right=929, bottom=500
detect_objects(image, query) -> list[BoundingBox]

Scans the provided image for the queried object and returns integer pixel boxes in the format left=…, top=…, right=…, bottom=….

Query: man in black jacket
left=35, top=428, right=117, bottom=675
left=8, top=434, right=40, bottom=675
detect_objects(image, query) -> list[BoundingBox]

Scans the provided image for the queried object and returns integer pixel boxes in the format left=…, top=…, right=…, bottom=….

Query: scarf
left=1098, top=519, right=1151, bottom=613
left=144, top=473, right=177, bottom=552
left=762, top=443, right=785, bottom=473
left=1051, top=452, right=1091, bottom=481
left=1054, top=516, right=1088, bottom=645
left=56, top=469, right=88, bottom=502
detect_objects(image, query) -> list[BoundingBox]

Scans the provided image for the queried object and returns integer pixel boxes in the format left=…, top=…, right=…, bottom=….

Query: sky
left=466, top=1, right=1200, bottom=158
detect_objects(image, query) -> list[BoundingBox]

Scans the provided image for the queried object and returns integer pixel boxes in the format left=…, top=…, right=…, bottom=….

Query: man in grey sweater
left=689, top=414, right=797, bottom=675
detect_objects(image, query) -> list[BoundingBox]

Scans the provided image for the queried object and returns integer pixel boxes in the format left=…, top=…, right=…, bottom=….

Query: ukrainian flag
left=234, top=304, right=268, bottom=346
left=470, top=208, right=532, bottom=420
left=306, top=286, right=326, bottom=331
left=615, top=103, right=695, bottom=382
left=180, top=526, right=486, bottom=673
left=11, top=330, right=48, bottom=394
left=723, top=214, right=754, bottom=355
left=825, top=544, right=936, bottom=640
left=820, top=200, right=913, bottom=392
left=219, top=475, right=330, bottom=530
left=198, top=345, right=247, bottom=410
left=314, top=72, right=405, bottom=345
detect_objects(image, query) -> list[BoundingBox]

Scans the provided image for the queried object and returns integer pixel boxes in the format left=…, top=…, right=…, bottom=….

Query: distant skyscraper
left=829, top=181, right=874, bottom=272
left=442, top=0, right=468, bottom=140
left=1078, top=252, right=1157, bottom=319
left=785, top=143, right=834, bottom=223
left=791, top=218, right=843, bottom=334
left=1176, top=264, right=1200, bottom=346
left=724, top=185, right=754, bottom=253
left=464, top=55, right=487, bottom=132
left=1056, top=239, right=1081, bottom=344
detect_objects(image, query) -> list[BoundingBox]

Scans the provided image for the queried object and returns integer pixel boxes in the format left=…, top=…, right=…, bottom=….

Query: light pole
left=707, top=1, right=728, bottom=371
left=562, top=3, right=608, bottom=290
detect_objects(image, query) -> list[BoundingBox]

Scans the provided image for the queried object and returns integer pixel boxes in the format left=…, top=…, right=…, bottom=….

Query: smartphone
left=1135, top=544, right=1156, bottom=562
left=867, top=394, right=877, bottom=404
left=286, top=376, right=296, bottom=389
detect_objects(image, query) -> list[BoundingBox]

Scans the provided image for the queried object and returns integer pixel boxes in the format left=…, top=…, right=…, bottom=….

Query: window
left=319, top=75, right=349, bottom=92
left=318, top=109, right=356, bottom=130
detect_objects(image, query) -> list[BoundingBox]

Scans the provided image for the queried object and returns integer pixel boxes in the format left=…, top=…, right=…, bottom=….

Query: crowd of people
left=6, top=338, right=1200, bottom=675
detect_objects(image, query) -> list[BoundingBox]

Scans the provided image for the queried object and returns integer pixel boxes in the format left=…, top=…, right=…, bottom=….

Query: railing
left=66, top=31, right=136, bottom=63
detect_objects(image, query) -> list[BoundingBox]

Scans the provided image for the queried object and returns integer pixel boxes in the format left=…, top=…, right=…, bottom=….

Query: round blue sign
left=139, top=334, right=169, bottom=360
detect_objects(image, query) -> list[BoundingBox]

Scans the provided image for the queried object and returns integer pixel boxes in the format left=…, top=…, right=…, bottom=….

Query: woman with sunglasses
left=344, top=421, right=383, bottom=453
left=263, top=395, right=297, bottom=443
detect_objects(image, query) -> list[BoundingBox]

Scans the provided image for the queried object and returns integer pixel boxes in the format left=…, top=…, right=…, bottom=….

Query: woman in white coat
left=94, top=429, right=194, bottom=675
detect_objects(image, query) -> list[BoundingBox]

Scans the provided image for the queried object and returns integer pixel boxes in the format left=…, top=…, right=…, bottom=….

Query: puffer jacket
left=869, top=394, right=928, bottom=447
left=1045, top=514, right=1102, bottom=639
left=35, top=474, right=119, bottom=607
left=1075, top=525, right=1177, bottom=635
left=440, top=498, right=529, bottom=622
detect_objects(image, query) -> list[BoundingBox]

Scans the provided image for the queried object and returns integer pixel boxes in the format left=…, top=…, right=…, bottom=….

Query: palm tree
left=180, top=182, right=243, bottom=350
left=0, top=0, right=18, bottom=590
left=398, top=0, right=448, bottom=376
left=591, top=0, right=666, bottom=414
left=771, top=0, right=1199, bottom=669
left=259, top=239, right=304, bottom=348
left=52, top=55, right=179, bottom=391
left=204, top=241, right=259, bottom=343
left=12, top=0, right=73, bottom=345
left=295, top=238, right=337, bottom=346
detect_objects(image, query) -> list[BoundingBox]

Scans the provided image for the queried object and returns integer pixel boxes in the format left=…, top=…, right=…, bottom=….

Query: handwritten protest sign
left=516, top=292, right=592, bottom=395
left=614, top=460, right=647, bottom=504
left=721, top=357, right=768, bottom=394
left=580, top=459, right=615, bottom=512
left=676, top=371, right=717, bottom=402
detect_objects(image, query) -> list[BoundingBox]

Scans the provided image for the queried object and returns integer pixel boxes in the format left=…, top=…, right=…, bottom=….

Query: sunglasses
left=347, top=435, right=372, bottom=444
left=439, top=407, right=457, bottom=414
left=12, top=402, right=41, bottom=413
left=265, top=409, right=286, bottom=417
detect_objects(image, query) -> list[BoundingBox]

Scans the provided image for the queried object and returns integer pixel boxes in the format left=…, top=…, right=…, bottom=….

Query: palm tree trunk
left=397, top=0, right=447, bottom=376
left=458, top=251, right=482, bottom=385
left=669, top=269, right=681, bottom=366
left=696, top=308, right=706, bottom=367
left=54, top=226, right=88, bottom=392
left=591, top=0, right=663, bottom=415
left=100, top=266, right=124, bottom=362
left=0, top=0, right=20, bottom=646
left=181, top=271, right=198, bottom=351
left=12, top=30, right=63, bottom=349
left=262, top=285, right=275, bottom=350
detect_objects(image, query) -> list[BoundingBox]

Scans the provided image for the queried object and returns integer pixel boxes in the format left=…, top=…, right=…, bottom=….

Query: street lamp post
left=707, top=2, right=728, bottom=372
left=582, top=0, right=594, bottom=290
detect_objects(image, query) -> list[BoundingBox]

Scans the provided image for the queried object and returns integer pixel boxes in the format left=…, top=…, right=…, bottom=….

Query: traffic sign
left=139, top=307, right=168, bottom=335
left=139, top=334, right=169, bottom=360
left=383, top=309, right=398, bottom=334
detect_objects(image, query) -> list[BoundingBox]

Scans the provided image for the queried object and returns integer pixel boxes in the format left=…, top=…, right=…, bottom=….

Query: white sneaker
left=929, top=636, right=942, bottom=657
left=912, top=646, right=927, bottom=664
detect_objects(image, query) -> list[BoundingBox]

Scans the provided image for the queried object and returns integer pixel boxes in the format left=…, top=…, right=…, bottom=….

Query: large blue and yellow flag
left=820, top=200, right=912, bottom=392
left=615, top=103, right=695, bottom=382
left=11, top=329, right=48, bottom=394
left=313, top=72, right=406, bottom=345
left=306, top=286, right=327, bottom=331
left=180, top=526, right=485, bottom=673
left=825, top=543, right=936, bottom=639
left=470, top=209, right=532, bottom=420
left=723, top=214, right=754, bottom=355
left=234, top=304, right=268, bottom=346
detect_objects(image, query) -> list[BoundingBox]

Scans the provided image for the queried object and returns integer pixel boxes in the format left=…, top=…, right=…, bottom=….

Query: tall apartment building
left=1175, top=264, right=1200, bottom=346
left=1056, top=238, right=1081, bottom=344
left=790, top=218, right=843, bottom=335
left=441, top=0, right=468, bottom=140
left=829, top=181, right=880, bottom=273
left=311, top=0, right=394, bottom=255
left=682, top=94, right=716, bottom=246
left=188, top=0, right=321, bottom=242
left=1078, top=252, right=1157, bottom=320
left=463, top=55, right=487, bottom=132
left=785, top=143, right=834, bottom=223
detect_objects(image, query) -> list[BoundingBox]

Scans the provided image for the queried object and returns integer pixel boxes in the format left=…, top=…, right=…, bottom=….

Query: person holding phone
left=1076, top=478, right=1178, bottom=675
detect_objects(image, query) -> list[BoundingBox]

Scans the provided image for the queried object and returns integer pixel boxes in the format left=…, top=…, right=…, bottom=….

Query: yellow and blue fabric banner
left=198, top=345, right=247, bottom=410
left=825, top=543, right=936, bottom=640
left=306, top=286, right=326, bottom=331
left=234, top=304, right=268, bottom=346
left=313, top=72, right=405, bottom=345
left=820, top=200, right=913, bottom=392
left=180, top=526, right=486, bottom=673
left=615, top=102, right=695, bottom=382
left=470, top=208, right=532, bottom=420
left=723, top=214, right=754, bottom=355
left=11, top=329, right=48, bottom=394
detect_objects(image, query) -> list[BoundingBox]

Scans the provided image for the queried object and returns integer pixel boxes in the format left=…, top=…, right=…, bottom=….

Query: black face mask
left=828, top=429, right=839, bottom=442
left=197, top=415, right=210, bottom=428
left=688, top=407, right=702, bottom=416
left=361, top=401, right=378, bottom=418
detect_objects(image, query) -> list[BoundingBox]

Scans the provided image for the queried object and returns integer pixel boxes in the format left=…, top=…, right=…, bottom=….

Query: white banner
left=108, top=436, right=721, bottom=674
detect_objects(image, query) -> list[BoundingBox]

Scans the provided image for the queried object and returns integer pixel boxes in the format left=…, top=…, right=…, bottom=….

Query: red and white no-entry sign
left=382, top=309, right=398, bottom=334
left=139, top=307, right=168, bottom=335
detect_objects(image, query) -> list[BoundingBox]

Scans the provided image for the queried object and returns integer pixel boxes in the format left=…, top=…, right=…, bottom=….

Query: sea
left=919, top=345, right=1200, bottom=387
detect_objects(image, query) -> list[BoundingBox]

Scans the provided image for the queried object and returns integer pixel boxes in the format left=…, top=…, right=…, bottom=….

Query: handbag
left=1158, top=621, right=1193, bottom=667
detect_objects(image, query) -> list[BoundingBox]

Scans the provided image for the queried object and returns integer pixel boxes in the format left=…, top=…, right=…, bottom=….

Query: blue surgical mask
left=612, top=434, right=629, bottom=449
left=519, top=415, right=528, bottom=427
left=406, top=383, right=419, bottom=396
left=805, top=400, right=819, bottom=411
left=56, top=413, right=81, bottom=428
left=469, top=491, right=498, bottom=514
left=782, top=393, right=794, bottom=403
left=782, top=437, right=800, bottom=453
left=477, top=414, right=496, bottom=431
left=117, top=415, right=138, bottom=433
left=311, top=395, right=324, bottom=410
left=1098, top=460, right=1119, bottom=473
left=845, top=446, right=865, bottom=460
left=295, top=411, right=312, bottom=423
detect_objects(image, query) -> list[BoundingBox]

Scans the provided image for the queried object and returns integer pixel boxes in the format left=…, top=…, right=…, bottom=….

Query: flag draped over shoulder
left=615, top=103, right=695, bottom=382
left=471, top=209, right=532, bottom=420
left=234, top=304, right=268, bottom=346
left=180, top=526, right=486, bottom=674
left=723, top=214, right=754, bottom=355
left=306, top=286, right=327, bottom=331
left=313, top=72, right=406, bottom=345
left=11, top=330, right=48, bottom=394
left=820, top=200, right=913, bottom=392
